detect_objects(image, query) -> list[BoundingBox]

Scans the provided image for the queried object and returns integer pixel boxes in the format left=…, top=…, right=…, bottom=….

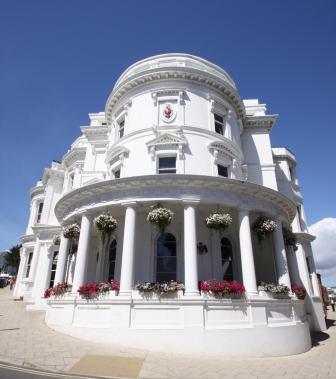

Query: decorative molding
left=243, top=115, right=278, bottom=130
left=208, top=141, right=243, bottom=162
left=54, top=174, right=296, bottom=223
left=146, top=133, right=188, bottom=149
left=105, top=145, right=130, bottom=165
left=62, top=147, right=86, bottom=169
left=105, top=69, right=245, bottom=124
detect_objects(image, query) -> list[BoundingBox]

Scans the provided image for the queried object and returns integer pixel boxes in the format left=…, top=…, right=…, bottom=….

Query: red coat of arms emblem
left=163, top=104, right=173, bottom=119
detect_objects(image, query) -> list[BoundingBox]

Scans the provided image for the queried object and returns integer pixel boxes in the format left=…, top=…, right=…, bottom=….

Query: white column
left=296, top=244, right=313, bottom=296
left=183, top=200, right=199, bottom=296
left=238, top=209, right=257, bottom=294
left=72, top=213, right=93, bottom=293
left=119, top=203, right=137, bottom=296
left=54, top=235, right=70, bottom=285
left=13, top=248, right=27, bottom=297
left=28, top=239, right=41, bottom=282
left=273, top=217, right=292, bottom=289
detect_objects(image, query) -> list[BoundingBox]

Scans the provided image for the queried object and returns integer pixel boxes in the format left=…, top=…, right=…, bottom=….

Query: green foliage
left=4, top=244, right=21, bottom=270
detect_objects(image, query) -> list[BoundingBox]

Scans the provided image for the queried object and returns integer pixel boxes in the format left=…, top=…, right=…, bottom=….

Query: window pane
left=114, top=170, right=120, bottom=179
left=156, top=233, right=177, bottom=282
left=215, top=122, right=224, bottom=135
left=218, top=165, right=228, bottom=177
left=215, top=114, right=223, bottom=123
left=159, top=157, right=176, bottom=169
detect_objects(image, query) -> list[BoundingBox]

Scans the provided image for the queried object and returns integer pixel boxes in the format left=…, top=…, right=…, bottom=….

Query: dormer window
left=214, top=114, right=224, bottom=135
left=217, top=164, right=228, bottom=177
left=158, top=156, right=176, bottom=174
left=36, top=202, right=44, bottom=223
left=118, top=119, right=125, bottom=138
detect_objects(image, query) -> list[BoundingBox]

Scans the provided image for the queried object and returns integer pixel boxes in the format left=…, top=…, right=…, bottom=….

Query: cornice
left=105, top=68, right=245, bottom=124
left=80, top=125, right=109, bottom=138
left=29, top=185, right=45, bottom=199
left=20, top=234, right=36, bottom=244
left=62, top=147, right=86, bottom=168
left=54, top=174, right=296, bottom=223
left=42, top=168, right=64, bottom=185
left=296, top=232, right=316, bottom=243
left=243, top=115, right=278, bottom=130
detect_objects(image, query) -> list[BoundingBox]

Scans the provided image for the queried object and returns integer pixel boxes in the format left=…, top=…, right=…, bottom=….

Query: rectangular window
left=49, top=251, right=59, bottom=288
left=158, top=157, right=176, bottom=174
left=25, top=253, right=33, bottom=278
left=36, top=202, right=44, bottom=223
left=118, top=119, right=125, bottom=138
left=217, top=164, right=228, bottom=177
left=114, top=169, right=120, bottom=179
left=214, top=114, right=224, bottom=135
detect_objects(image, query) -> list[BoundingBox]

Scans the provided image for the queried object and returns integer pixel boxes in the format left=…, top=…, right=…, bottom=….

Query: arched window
left=108, top=240, right=117, bottom=281
left=156, top=233, right=176, bottom=282
left=221, top=237, right=233, bottom=280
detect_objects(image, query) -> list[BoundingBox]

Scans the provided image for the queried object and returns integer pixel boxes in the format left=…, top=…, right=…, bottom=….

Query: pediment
left=208, top=141, right=236, bottom=159
left=106, top=145, right=130, bottom=164
left=146, top=133, right=188, bottom=148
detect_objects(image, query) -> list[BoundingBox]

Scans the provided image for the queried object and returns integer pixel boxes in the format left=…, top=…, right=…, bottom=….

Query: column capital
left=77, top=210, right=94, bottom=219
left=181, top=198, right=200, bottom=207
left=120, top=201, right=138, bottom=208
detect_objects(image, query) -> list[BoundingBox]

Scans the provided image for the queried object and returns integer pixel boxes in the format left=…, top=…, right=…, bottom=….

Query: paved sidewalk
left=1, top=287, right=336, bottom=379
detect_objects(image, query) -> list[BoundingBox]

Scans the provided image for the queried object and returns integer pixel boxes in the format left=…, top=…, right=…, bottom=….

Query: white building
left=14, top=54, right=326, bottom=356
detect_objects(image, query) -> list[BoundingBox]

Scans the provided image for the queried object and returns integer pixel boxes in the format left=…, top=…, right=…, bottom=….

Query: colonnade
left=51, top=202, right=293, bottom=296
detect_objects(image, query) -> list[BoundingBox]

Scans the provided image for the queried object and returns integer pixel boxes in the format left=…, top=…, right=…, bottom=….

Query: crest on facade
left=161, top=103, right=177, bottom=123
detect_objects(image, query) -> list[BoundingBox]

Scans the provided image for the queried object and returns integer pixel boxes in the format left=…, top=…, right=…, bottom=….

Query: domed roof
left=113, top=53, right=237, bottom=91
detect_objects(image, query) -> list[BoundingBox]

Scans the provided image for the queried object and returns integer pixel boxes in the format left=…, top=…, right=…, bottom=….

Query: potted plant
left=135, top=281, right=184, bottom=298
left=44, top=282, right=72, bottom=298
left=258, top=282, right=290, bottom=298
left=292, top=284, right=306, bottom=300
left=200, top=279, right=245, bottom=297
left=147, top=204, right=174, bottom=232
left=205, top=213, right=232, bottom=232
left=252, top=216, right=277, bottom=241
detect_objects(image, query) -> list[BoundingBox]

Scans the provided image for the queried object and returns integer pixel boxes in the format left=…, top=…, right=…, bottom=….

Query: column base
left=118, top=290, right=132, bottom=297
left=184, top=291, right=201, bottom=297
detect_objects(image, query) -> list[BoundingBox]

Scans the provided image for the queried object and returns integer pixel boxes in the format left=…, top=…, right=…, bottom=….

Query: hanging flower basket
left=52, top=234, right=61, bottom=245
left=205, top=213, right=232, bottom=231
left=147, top=204, right=174, bottom=232
left=282, top=226, right=298, bottom=251
left=94, top=213, right=118, bottom=244
left=63, top=223, right=80, bottom=239
left=252, top=216, right=277, bottom=241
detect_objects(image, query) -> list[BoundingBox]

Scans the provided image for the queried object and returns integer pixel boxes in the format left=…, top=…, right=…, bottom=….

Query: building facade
left=14, top=54, right=325, bottom=356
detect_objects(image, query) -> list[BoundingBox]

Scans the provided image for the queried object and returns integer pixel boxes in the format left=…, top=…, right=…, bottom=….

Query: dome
left=113, top=53, right=237, bottom=91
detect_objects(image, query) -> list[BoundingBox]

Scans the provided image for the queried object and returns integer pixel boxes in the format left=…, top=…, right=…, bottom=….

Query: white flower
left=205, top=213, right=232, bottom=230
left=63, top=224, right=80, bottom=239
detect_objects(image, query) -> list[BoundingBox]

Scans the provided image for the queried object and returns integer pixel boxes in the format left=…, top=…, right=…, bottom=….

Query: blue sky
left=0, top=1, right=335, bottom=267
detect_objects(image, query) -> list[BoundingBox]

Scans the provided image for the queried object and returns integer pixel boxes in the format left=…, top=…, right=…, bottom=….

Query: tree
left=4, top=244, right=21, bottom=271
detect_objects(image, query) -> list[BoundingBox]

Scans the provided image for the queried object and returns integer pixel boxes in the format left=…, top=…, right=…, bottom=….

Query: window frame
left=49, top=251, right=59, bottom=288
left=214, top=113, right=225, bottom=135
left=36, top=202, right=44, bottom=224
left=155, top=232, right=177, bottom=282
left=25, top=252, right=33, bottom=278
left=217, top=164, right=228, bottom=178
left=157, top=155, right=177, bottom=174
left=221, top=237, right=234, bottom=281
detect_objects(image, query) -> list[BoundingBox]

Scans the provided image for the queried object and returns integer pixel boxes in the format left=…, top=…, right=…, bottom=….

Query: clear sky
left=0, top=0, right=335, bottom=281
